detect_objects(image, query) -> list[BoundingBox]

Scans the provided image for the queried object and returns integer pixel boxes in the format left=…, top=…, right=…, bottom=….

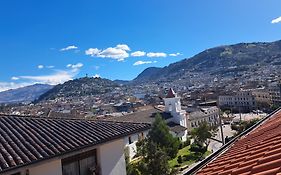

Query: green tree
left=191, top=122, right=216, bottom=148
left=144, top=141, right=170, bottom=175
left=134, top=113, right=179, bottom=175
left=231, top=118, right=260, bottom=135
left=148, top=113, right=180, bottom=159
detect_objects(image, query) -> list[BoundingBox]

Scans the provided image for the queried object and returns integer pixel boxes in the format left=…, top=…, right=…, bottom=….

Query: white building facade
left=219, top=90, right=256, bottom=112
left=163, top=88, right=188, bottom=141
left=3, top=139, right=126, bottom=175
left=186, top=107, right=219, bottom=130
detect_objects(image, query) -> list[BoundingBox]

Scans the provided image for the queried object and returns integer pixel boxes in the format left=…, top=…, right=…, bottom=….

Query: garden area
left=168, top=145, right=211, bottom=169
left=126, top=114, right=216, bottom=175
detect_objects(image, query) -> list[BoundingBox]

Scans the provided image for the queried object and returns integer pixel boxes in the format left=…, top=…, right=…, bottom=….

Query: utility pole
left=239, top=106, right=242, bottom=123
left=219, top=109, right=225, bottom=145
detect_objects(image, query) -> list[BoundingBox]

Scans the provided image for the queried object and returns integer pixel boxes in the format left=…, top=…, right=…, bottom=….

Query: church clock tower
left=163, top=88, right=187, bottom=127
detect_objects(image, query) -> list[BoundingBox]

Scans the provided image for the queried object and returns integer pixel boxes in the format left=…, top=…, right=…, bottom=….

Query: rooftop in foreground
left=0, top=115, right=150, bottom=173
left=189, top=108, right=281, bottom=175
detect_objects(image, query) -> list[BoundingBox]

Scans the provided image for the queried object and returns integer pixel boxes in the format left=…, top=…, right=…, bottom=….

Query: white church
left=163, top=88, right=189, bottom=141
left=106, top=88, right=219, bottom=160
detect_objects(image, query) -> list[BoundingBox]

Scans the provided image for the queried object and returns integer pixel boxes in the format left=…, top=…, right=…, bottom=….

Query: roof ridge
left=0, top=114, right=151, bottom=126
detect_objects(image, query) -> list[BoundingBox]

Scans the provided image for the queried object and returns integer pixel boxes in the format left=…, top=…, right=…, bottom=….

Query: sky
left=0, top=0, right=281, bottom=91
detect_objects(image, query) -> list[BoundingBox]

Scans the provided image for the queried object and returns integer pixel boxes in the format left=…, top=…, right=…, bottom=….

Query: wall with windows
left=61, top=149, right=97, bottom=175
left=124, top=133, right=139, bottom=159
left=3, top=139, right=127, bottom=175
left=124, top=131, right=149, bottom=160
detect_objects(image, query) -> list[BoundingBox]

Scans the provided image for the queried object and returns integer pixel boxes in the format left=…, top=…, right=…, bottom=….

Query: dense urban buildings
left=218, top=90, right=256, bottom=112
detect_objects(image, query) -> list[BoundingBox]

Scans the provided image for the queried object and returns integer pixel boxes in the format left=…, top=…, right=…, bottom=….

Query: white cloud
left=169, top=53, right=181, bottom=57
left=0, top=82, right=31, bottom=92
left=37, top=65, right=55, bottom=69
left=19, top=71, right=75, bottom=85
left=147, top=52, right=167, bottom=57
left=85, top=44, right=130, bottom=61
left=131, top=51, right=146, bottom=57
left=67, top=63, right=83, bottom=69
left=99, top=47, right=129, bottom=61
left=46, top=65, right=55, bottom=69
left=11, top=77, right=19, bottom=80
left=85, top=48, right=101, bottom=56
left=0, top=64, right=83, bottom=92
left=93, top=74, right=101, bottom=78
left=271, top=16, right=281, bottom=24
left=38, top=65, right=44, bottom=69
left=133, top=60, right=157, bottom=66
left=0, top=70, right=77, bottom=92
left=116, top=44, right=130, bottom=51
left=85, top=44, right=181, bottom=60
left=60, top=45, right=78, bottom=51
left=66, top=63, right=84, bottom=73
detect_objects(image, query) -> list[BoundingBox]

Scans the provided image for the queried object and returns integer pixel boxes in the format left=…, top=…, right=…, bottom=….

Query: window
left=168, top=103, right=172, bottom=111
left=62, top=149, right=97, bottom=175
left=128, top=136, right=132, bottom=144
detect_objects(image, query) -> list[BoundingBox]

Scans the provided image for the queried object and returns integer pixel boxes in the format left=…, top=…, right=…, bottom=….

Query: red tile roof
left=166, top=88, right=176, bottom=98
left=196, top=109, right=281, bottom=175
left=0, top=115, right=150, bottom=173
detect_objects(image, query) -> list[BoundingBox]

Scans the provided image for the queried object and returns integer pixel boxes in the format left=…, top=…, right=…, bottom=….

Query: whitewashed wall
left=98, top=138, right=127, bottom=175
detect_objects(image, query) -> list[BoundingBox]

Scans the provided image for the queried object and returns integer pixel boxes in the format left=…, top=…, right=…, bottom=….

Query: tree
left=144, top=141, right=170, bottom=175
left=177, top=156, right=183, bottom=164
left=148, top=113, right=180, bottom=159
left=231, top=118, right=260, bottom=135
left=191, top=122, right=216, bottom=148
left=133, top=113, right=179, bottom=175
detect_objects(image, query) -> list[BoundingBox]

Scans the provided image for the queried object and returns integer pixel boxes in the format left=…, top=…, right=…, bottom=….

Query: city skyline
left=0, top=0, right=281, bottom=91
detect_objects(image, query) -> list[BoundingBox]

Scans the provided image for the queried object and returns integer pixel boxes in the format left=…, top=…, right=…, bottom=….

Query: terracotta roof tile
left=196, top=110, right=281, bottom=175
left=166, top=88, right=176, bottom=98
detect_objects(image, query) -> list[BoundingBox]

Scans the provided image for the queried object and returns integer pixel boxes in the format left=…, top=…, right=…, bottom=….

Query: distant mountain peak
left=0, top=84, right=53, bottom=104
left=36, top=77, right=119, bottom=102
left=133, top=40, right=281, bottom=83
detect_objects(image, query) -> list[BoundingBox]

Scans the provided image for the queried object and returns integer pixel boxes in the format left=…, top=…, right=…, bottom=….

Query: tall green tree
left=133, top=113, right=179, bottom=175
left=191, top=122, right=217, bottom=148
left=142, top=141, right=170, bottom=175
left=148, top=113, right=180, bottom=159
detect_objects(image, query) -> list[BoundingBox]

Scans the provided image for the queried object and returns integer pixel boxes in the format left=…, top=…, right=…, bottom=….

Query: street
left=208, top=124, right=235, bottom=152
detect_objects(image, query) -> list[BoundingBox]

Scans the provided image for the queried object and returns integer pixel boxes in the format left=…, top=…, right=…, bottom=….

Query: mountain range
left=35, top=77, right=119, bottom=102
left=133, top=40, right=281, bottom=83
left=1, top=40, right=281, bottom=104
left=0, top=84, right=53, bottom=104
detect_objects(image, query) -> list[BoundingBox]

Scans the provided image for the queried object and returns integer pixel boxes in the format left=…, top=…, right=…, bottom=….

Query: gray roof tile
left=0, top=115, right=150, bottom=173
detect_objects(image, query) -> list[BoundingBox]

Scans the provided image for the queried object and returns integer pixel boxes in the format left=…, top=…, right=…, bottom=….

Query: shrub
left=184, top=138, right=191, bottom=147
left=178, top=142, right=183, bottom=149
left=177, top=155, right=183, bottom=164
left=231, top=124, right=239, bottom=131
left=182, top=155, right=189, bottom=161
left=190, top=143, right=207, bottom=153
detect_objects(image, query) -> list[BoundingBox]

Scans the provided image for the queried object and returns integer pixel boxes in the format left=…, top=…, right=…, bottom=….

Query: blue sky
left=0, top=0, right=281, bottom=91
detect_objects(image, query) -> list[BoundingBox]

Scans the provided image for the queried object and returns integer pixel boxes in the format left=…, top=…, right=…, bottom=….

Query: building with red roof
left=186, top=108, right=281, bottom=175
